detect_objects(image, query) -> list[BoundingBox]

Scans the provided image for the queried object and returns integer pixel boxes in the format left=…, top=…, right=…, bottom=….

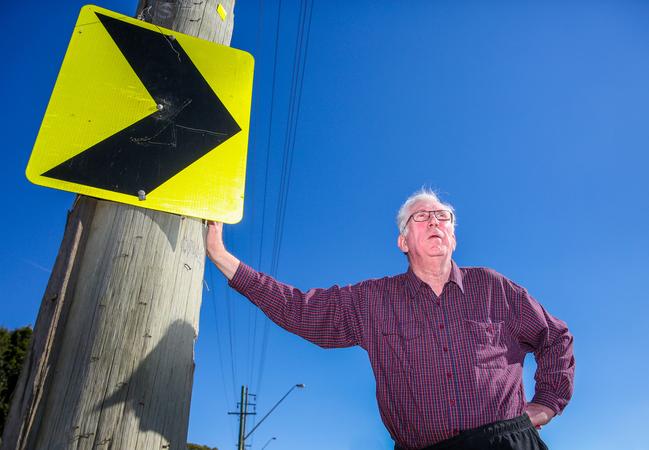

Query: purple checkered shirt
left=229, top=261, right=575, bottom=450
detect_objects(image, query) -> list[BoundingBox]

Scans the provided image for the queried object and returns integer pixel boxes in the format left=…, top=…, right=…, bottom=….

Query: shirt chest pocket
left=379, top=321, right=423, bottom=372
left=382, top=321, right=421, bottom=341
left=463, top=319, right=508, bottom=368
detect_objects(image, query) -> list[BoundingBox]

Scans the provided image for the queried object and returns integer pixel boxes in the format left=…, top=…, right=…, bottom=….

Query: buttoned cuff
left=531, top=391, right=565, bottom=415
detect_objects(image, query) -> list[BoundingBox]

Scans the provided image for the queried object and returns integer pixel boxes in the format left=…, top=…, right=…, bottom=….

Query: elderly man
left=206, top=188, right=574, bottom=450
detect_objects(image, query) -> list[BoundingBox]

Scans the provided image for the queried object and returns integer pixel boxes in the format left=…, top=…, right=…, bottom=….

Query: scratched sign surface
left=26, top=5, right=254, bottom=223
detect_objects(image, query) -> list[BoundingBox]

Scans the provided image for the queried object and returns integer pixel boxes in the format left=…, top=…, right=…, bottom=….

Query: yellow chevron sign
left=26, top=5, right=254, bottom=223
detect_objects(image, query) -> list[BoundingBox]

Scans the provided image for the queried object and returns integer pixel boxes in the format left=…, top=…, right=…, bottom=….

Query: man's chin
left=425, top=249, right=449, bottom=259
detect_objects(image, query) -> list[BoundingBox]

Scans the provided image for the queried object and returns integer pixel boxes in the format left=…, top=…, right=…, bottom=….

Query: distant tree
left=187, top=444, right=218, bottom=450
left=0, top=326, right=33, bottom=438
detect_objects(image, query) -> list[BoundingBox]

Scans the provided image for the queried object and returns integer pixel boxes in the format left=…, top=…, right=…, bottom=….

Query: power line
left=246, top=0, right=286, bottom=395
left=256, top=0, right=286, bottom=273
left=255, top=0, right=315, bottom=397
left=214, top=0, right=315, bottom=437
left=244, top=0, right=267, bottom=389
left=206, top=264, right=238, bottom=442
left=225, top=281, right=238, bottom=399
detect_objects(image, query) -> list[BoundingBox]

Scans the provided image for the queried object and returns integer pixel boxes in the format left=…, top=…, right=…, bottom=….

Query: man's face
left=397, top=200, right=456, bottom=262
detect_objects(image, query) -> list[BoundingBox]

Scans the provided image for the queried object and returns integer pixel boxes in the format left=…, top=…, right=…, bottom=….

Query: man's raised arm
left=204, top=221, right=366, bottom=349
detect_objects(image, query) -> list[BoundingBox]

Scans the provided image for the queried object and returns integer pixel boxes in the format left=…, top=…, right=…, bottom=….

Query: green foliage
left=0, top=326, right=33, bottom=438
left=187, top=444, right=218, bottom=450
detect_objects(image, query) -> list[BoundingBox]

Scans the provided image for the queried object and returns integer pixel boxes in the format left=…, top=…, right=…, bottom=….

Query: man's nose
left=427, top=216, right=440, bottom=227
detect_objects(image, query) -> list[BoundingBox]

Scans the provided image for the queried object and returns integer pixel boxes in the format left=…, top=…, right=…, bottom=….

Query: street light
left=261, top=437, right=277, bottom=450
left=244, top=384, right=305, bottom=441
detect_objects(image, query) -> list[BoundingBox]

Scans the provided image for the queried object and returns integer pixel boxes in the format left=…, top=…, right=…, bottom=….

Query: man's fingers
left=204, top=221, right=240, bottom=279
left=524, top=402, right=554, bottom=429
left=207, top=221, right=223, bottom=234
left=206, top=221, right=224, bottom=256
left=527, top=412, right=550, bottom=429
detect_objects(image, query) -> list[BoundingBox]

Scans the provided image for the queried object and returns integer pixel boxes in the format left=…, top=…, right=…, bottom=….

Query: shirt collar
left=404, top=260, right=465, bottom=298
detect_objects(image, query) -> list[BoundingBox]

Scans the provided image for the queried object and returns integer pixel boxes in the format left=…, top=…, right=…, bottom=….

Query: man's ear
left=397, top=234, right=408, bottom=253
left=451, top=231, right=457, bottom=251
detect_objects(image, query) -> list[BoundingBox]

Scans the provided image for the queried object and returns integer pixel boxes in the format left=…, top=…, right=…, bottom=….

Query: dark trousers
left=395, top=415, right=549, bottom=450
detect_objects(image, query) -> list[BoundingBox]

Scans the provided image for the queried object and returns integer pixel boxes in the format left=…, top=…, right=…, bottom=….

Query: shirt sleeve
left=228, top=262, right=367, bottom=349
left=508, top=280, right=576, bottom=415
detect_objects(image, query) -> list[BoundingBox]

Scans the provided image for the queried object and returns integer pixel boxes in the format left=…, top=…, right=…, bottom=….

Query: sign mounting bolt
left=138, top=190, right=146, bottom=201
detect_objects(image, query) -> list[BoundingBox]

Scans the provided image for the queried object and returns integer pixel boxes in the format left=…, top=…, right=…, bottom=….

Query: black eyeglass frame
left=402, top=209, right=454, bottom=232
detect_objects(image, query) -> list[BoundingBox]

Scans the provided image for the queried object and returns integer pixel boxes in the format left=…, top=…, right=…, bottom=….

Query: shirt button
left=449, top=399, right=456, bottom=406
left=446, top=372, right=452, bottom=379
left=452, top=428, right=459, bottom=435
left=443, top=346, right=448, bottom=352
left=439, top=324, right=444, bottom=330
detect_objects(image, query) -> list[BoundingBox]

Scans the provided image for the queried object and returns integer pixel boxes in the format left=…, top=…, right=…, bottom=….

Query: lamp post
left=244, top=384, right=305, bottom=442
left=261, top=436, right=277, bottom=449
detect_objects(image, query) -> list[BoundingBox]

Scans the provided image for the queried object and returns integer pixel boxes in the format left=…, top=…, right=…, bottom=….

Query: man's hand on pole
left=206, top=221, right=240, bottom=280
left=524, top=402, right=555, bottom=429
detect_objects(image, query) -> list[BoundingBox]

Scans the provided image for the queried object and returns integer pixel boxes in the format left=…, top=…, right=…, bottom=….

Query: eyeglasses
left=404, top=210, right=454, bottom=230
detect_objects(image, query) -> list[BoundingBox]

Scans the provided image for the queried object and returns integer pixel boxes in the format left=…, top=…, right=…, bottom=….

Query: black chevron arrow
left=42, top=12, right=241, bottom=197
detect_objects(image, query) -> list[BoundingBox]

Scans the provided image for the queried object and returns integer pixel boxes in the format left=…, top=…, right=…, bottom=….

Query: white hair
left=396, top=187, right=456, bottom=235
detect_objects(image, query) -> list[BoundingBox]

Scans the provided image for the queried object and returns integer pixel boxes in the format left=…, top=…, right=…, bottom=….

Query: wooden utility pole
left=227, top=385, right=258, bottom=450
left=236, top=386, right=249, bottom=450
left=2, top=1, right=236, bottom=448
left=227, top=385, right=252, bottom=450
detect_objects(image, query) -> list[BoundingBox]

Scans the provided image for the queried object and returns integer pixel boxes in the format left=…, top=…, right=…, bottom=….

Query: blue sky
left=2, top=1, right=649, bottom=449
